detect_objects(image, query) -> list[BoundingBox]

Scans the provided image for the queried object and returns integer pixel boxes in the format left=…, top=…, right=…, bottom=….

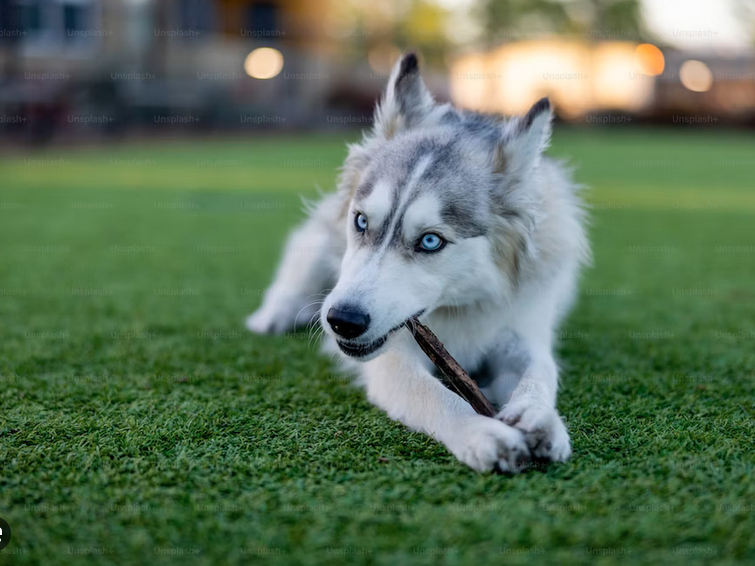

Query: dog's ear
left=492, top=98, right=552, bottom=178
left=373, top=53, right=435, bottom=139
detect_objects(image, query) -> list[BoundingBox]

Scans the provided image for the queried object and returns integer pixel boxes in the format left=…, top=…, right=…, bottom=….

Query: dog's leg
left=491, top=280, right=574, bottom=463
left=495, top=343, right=571, bottom=463
left=246, top=193, right=343, bottom=335
left=362, top=347, right=530, bottom=473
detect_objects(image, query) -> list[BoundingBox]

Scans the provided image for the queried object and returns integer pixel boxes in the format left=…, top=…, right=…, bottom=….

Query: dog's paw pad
left=497, top=401, right=571, bottom=462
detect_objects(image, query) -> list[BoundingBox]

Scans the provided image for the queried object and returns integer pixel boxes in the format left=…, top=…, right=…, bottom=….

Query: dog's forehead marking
left=358, top=179, right=393, bottom=226
left=402, top=193, right=442, bottom=237
left=352, top=135, right=490, bottom=252
left=374, top=153, right=434, bottom=248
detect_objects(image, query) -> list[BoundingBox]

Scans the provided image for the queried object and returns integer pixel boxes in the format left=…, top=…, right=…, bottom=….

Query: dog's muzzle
left=334, top=310, right=425, bottom=359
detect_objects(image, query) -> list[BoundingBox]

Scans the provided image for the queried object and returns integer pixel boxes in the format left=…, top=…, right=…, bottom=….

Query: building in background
left=450, top=38, right=755, bottom=123
left=1, top=0, right=753, bottom=142
left=0, top=0, right=388, bottom=140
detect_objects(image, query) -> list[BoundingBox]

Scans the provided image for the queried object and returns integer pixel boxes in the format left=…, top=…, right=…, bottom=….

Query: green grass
left=1, top=128, right=755, bottom=565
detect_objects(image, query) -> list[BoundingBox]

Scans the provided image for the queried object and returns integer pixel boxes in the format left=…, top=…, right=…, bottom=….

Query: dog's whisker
left=307, top=327, right=323, bottom=351
left=452, top=297, right=461, bottom=339
left=293, top=299, right=327, bottom=328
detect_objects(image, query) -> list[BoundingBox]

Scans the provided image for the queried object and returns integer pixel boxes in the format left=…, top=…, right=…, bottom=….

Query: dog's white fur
left=247, top=54, right=589, bottom=473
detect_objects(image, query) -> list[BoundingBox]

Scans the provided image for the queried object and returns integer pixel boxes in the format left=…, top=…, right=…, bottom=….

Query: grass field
left=1, top=128, right=755, bottom=565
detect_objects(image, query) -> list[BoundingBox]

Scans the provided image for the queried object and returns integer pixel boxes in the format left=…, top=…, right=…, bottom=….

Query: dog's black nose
left=327, top=305, right=370, bottom=339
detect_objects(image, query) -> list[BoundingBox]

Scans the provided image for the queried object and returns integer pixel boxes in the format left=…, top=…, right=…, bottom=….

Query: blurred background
left=0, top=0, right=754, bottom=142
left=2, top=4, right=755, bottom=560
left=1, top=0, right=754, bottom=340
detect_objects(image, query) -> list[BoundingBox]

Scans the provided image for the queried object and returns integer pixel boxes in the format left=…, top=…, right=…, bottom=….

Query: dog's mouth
left=336, top=310, right=425, bottom=359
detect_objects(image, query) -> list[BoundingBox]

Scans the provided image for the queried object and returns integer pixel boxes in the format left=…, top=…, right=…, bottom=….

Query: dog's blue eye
left=355, top=213, right=368, bottom=232
left=419, top=233, right=444, bottom=252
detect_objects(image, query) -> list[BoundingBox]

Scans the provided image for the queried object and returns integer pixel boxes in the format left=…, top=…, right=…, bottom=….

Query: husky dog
left=247, top=54, right=589, bottom=473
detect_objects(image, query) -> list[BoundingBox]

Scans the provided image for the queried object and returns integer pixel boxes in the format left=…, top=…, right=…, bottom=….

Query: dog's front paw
left=246, top=296, right=318, bottom=335
left=447, top=416, right=531, bottom=474
left=246, top=304, right=285, bottom=335
left=498, top=400, right=571, bottom=462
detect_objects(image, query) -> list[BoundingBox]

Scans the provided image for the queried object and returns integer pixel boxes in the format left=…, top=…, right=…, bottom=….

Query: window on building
left=14, top=0, right=43, bottom=36
left=248, top=2, right=279, bottom=40
left=5, top=0, right=99, bottom=50
left=62, top=1, right=92, bottom=40
left=177, top=0, right=215, bottom=35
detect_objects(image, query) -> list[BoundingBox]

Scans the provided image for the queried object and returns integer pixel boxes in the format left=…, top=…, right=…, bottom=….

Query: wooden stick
left=407, top=317, right=497, bottom=418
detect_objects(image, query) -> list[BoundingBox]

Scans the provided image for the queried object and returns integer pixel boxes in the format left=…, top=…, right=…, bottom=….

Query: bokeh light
left=679, top=60, right=713, bottom=92
left=634, top=43, right=665, bottom=76
left=244, top=48, right=284, bottom=79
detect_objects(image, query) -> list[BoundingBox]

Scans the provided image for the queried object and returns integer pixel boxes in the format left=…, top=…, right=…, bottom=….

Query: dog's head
left=322, top=53, right=552, bottom=360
